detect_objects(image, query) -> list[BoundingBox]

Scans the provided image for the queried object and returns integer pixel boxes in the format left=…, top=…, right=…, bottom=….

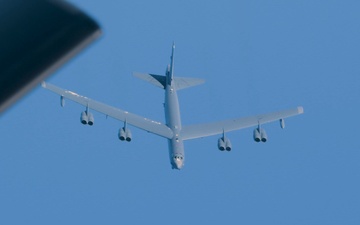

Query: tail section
left=168, top=42, right=175, bottom=85
left=133, top=72, right=205, bottom=90
left=133, top=72, right=166, bottom=89
left=173, top=77, right=204, bottom=90
left=133, top=43, right=205, bottom=90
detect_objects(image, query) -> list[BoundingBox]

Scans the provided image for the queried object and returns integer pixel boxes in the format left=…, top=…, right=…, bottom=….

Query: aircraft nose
left=172, top=156, right=184, bottom=169
left=175, top=160, right=183, bottom=169
left=172, top=155, right=184, bottom=169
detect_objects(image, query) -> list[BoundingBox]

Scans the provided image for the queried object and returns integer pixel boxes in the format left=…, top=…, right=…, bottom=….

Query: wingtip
left=41, top=81, right=46, bottom=88
left=297, top=106, right=304, bottom=114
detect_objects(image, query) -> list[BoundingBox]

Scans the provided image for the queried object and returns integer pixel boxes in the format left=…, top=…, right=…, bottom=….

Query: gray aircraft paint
left=42, top=44, right=304, bottom=170
left=164, top=44, right=185, bottom=169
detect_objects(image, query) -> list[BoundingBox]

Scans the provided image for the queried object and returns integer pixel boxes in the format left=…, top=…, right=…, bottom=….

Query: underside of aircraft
left=42, top=43, right=304, bottom=169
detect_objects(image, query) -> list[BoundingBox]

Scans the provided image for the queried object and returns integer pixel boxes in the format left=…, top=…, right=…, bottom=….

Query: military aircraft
left=42, top=43, right=304, bottom=170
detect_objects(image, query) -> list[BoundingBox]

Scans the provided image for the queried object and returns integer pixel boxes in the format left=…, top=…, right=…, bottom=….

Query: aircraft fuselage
left=164, top=44, right=185, bottom=169
left=165, top=84, right=184, bottom=169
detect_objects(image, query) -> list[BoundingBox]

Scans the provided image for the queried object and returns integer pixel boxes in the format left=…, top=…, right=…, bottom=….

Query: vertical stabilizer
left=134, top=43, right=205, bottom=90
left=168, top=42, right=175, bottom=85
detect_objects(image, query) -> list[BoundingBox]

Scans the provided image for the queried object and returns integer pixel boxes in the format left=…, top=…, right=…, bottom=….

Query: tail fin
left=133, top=72, right=204, bottom=90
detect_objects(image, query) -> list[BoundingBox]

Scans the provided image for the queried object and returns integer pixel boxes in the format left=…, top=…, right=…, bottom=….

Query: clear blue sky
left=0, top=0, right=359, bottom=224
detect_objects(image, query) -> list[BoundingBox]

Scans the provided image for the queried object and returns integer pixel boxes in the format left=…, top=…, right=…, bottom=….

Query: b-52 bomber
left=42, top=43, right=304, bottom=170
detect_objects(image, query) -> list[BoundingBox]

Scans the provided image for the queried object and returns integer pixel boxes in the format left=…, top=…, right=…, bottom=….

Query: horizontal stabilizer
left=133, top=72, right=166, bottom=89
left=133, top=72, right=204, bottom=90
left=174, top=77, right=205, bottom=90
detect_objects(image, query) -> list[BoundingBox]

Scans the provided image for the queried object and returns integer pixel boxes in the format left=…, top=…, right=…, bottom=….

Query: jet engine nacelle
left=118, top=128, right=132, bottom=142
left=218, top=138, right=225, bottom=151
left=225, top=138, right=232, bottom=151
left=80, top=111, right=88, bottom=125
left=253, top=128, right=261, bottom=142
left=125, top=129, right=132, bottom=142
left=253, top=128, right=267, bottom=142
left=119, top=128, right=126, bottom=141
left=218, top=137, right=232, bottom=151
left=80, top=111, right=94, bottom=125
left=260, top=128, right=267, bottom=142
left=88, top=113, right=94, bottom=126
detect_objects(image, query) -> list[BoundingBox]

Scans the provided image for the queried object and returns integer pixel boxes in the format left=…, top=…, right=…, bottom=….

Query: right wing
left=181, top=107, right=304, bottom=140
left=41, top=82, right=173, bottom=139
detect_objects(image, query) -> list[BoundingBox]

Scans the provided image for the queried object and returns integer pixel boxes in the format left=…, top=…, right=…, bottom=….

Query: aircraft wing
left=181, top=107, right=304, bottom=140
left=41, top=82, right=174, bottom=139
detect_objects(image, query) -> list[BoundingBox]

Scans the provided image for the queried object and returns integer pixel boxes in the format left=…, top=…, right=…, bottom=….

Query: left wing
left=181, top=107, right=304, bottom=140
left=41, top=82, right=173, bottom=139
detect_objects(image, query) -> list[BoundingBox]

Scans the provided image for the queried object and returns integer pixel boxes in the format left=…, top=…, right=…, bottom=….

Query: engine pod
left=125, top=129, right=132, bottom=142
left=253, top=128, right=261, bottom=142
left=218, top=138, right=225, bottom=151
left=88, top=112, right=94, bottom=126
left=225, top=138, right=232, bottom=151
left=80, top=111, right=88, bottom=125
left=118, top=128, right=126, bottom=141
left=260, top=128, right=267, bottom=142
